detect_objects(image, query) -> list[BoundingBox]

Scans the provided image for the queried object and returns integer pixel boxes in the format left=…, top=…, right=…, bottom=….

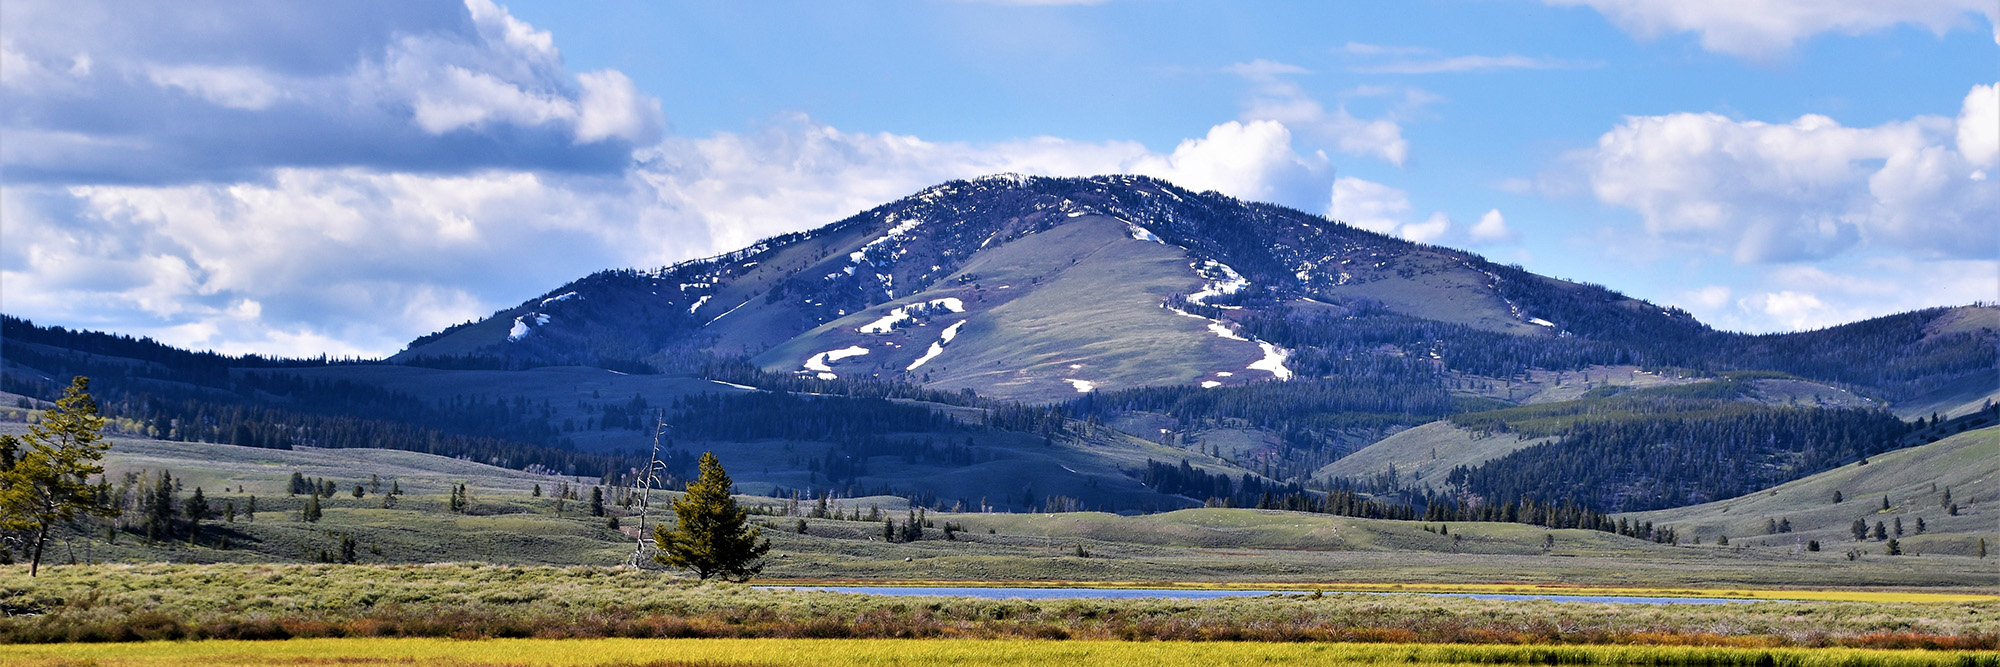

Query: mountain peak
left=394, top=175, right=1703, bottom=402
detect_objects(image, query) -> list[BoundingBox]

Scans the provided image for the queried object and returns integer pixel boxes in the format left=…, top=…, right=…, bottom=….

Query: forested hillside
left=1438, top=380, right=1913, bottom=512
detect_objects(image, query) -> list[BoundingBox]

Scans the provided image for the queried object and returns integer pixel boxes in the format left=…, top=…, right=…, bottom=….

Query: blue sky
left=3, top=0, right=1995, bottom=357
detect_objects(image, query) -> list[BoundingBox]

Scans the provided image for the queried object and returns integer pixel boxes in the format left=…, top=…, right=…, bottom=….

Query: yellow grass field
left=769, top=579, right=2000, bottom=603
left=6, top=638, right=1997, bottom=667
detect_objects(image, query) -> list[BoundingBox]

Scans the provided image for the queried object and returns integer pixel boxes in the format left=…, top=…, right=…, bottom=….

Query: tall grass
left=2, top=638, right=1997, bottom=667
left=1, top=564, right=1994, bottom=650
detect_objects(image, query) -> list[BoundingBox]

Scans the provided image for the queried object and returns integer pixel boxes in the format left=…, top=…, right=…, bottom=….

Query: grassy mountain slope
left=1314, top=421, right=1556, bottom=490
left=1623, top=426, right=1999, bottom=557
left=758, top=216, right=1267, bottom=403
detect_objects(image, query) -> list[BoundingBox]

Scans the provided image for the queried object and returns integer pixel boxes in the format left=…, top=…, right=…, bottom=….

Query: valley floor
left=2, top=563, right=1996, bottom=648
left=6, top=638, right=1998, bottom=667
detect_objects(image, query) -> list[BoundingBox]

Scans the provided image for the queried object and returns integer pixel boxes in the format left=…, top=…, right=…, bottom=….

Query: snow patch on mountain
left=540, top=292, right=578, bottom=307
left=804, top=345, right=871, bottom=380
left=1065, top=379, right=1097, bottom=393
left=706, top=299, right=751, bottom=326
left=507, top=313, right=552, bottom=342
left=907, top=320, right=967, bottom=371
left=1186, top=260, right=1248, bottom=306
left=1250, top=342, right=1292, bottom=381
left=1127, top=223, right=1164, bottom=244
left=908, top=342, right=946, bottom=370
left=688, top=294, right=712, bottom=315
left=860, top=298, right=967, bottom=334
left=850, top=214, right=926, bottom=265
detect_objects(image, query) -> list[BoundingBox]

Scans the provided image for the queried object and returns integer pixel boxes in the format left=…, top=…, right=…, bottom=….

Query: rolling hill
left=11, top=430, right=1995, bottom=589
left=1623, top=426, right=1999, bottom=557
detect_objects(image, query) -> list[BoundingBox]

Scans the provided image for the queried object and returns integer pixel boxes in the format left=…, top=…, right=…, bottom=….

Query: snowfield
left=1127, top=223, right=1164, bottom=244
left=507, top=313, right=552, bottom=342
left=1186, top=260, right=1248, bottom=306
left=804, top=345, right=871, bottom=380
left=1065, top=379, right=1097, bottom=393
left=859, top=298, right=968, bottom=334
left=905, top=320, right=966, bottom=371
left=1250, top=342, right=1292, bottom=380
left=908, top=342, right=946, bottom=370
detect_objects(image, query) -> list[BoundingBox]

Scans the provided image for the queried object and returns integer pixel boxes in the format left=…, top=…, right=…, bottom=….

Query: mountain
left=4, top=174, right=1995, bottom=517
left=393, top=174, right=1994, bottom=407
left=391, top=174, right=1673, bottom=402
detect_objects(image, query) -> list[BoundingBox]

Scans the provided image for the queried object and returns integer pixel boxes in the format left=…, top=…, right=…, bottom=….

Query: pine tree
left=303, top=493, right=322, bottom=522
left=146, top=471, right=178, bottom=541
left=654, top=452, right=769, bottom=581
left=0, top=377, right=117, bottom=576
left=590, top=486, right=605, bottom=517
left=184, top=487, right=210, bottom=542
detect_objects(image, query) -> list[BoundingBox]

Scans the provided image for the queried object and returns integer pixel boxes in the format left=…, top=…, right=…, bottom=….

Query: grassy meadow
left=7, top=425, right=1995, bottom=592
left=4, top=422, right=1997, bottom=665
left=7, top=637, right=2000, bottom=667
left=3, top=563, right=1997, bottom=649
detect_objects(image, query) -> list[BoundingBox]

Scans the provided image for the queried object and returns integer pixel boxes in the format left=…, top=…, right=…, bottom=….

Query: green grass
left=1314, top=420, right=1554, bottom=489
left=4, top=563, right=1997, bottom=649
left=757, top=216, right=1267, bottom=404
left=15, top=430, right=1998, bottom=590
left=1624, top=427, right=1999, bottom=558
left=7, top=638, right=1998, bottom=667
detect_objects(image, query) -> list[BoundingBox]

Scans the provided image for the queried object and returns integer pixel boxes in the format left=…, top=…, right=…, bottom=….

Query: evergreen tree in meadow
left=654, top=452, right=768, bottom=581
left=0, top=377, right=116, bottom=575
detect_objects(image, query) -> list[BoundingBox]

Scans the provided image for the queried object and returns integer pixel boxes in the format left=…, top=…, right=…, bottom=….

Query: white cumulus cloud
left=0, top=0, right=664, bottom=183
left=1549, top=0, right=1999, bottom=59
left=1229, top=60, right=1411, bottom=166
left=1578, top=83, right=1998, bottom=263
left=1468, top=209, right=1519, bottom=244
left=1327, top=176, right=1463, bottom=244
